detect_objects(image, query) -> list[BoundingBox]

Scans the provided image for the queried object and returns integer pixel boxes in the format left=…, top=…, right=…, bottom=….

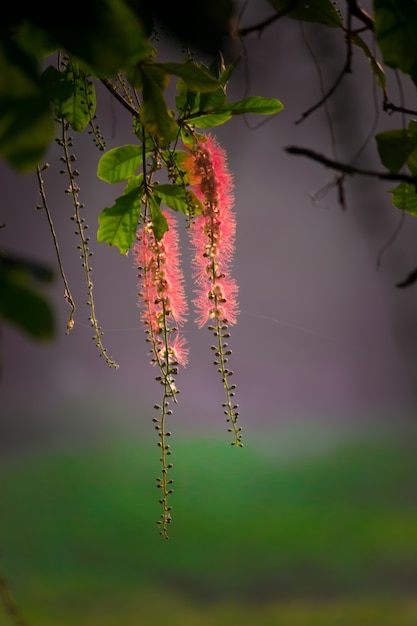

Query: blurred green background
left=1, top=420, right=417, bottom=626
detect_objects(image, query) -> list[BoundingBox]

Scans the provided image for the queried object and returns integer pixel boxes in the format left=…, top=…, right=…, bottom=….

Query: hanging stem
left=59, top=119, right=119, bottom=368
left=36, top=163, right=76, bottom=334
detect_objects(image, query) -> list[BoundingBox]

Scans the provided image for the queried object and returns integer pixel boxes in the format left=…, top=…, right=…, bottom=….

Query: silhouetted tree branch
left=285, top=146, right=417, bottom=184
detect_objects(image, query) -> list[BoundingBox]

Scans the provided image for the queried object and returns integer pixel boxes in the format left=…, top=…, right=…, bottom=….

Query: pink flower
left=184, top=135, right=239, bottom=328
left=134, top=210, right=188, bottom=366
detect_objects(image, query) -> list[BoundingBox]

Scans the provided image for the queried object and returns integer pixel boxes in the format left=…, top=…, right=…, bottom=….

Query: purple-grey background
left=2, top=2, right=417, bottom=454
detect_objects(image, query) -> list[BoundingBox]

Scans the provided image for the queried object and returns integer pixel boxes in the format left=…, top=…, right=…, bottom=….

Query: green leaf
left=40, top=65, right=73, bottom=102
left=268, top=0, right=343, bottom=28
left=389, top=182, right=417, bottom=216
left=406, top=121, right=417, bottom=175
left=153, top=183, right=204, bottom=215
left=375, top=121, right=417, bottom=173
left=157, top=61, right=220, bottom=92
left=351, top=34, right=386, bottom=91
left=376, top=130, right=417, bottom=173
left=97, top=145, right=143, bottom=183
left=198, top=88, right=227, bottom=113
left=56, top=63, right=95, bottom=132
left=219, top=57, right=241, bottom=87
left=0, top=37, right=54, bottom=171
left=139, top=65, right=178, bottom=146
left=149, top=193, right=168, bottom=241
left=0, top=254, right=54, bottom=340
left=191, top=112, right=232, bottom=128
left=374, top=0, right=417, bottom=85
left=97, top=185, right=142, bottom=254
left=221, top=96, right=284, bottom=116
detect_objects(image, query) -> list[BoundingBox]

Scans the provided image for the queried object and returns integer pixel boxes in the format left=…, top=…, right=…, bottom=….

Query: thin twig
left=59, top=120, right=119, bottom=368
left=383, top=101, right=417, bottom=117
left=285, top=145, right=417, bottom=184
left=237, top=1, right=299, bottom=37
left=346, top=0, right=374, bottom=30
left=36, top=164, right=76, bottom=334
left=101, top=78, right=140, bottom=118
left=376, top=212, right=405, bottom=269
left=296, top=6, right=353, bottom=124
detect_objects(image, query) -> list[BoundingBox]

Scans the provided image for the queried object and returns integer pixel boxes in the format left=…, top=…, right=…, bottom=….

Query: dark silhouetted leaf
left=0, top=37, right=54, bottom=171
left=268, top=0, right=343, bottom=27
left=139, top=65, right=178, bottom=146
left=157, top=61, right=220, bottom=92
left=374, top=0, right=417, bottom=85
left=376, top=129, right=417, bottom=173
left=0, top=254, right=54, bottom=339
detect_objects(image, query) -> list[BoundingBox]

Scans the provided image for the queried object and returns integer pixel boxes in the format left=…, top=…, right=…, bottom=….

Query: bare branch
left=285, top=145, right=417, bottom=184
left=296, top=6, right=353, bottom=124
left=383, top=100, right=417, bottom=117
left=237, top=1, right=299, bottom=37
left=100, top=78, right=140, bottom=118
left=346, top=0, right=374, bottom=30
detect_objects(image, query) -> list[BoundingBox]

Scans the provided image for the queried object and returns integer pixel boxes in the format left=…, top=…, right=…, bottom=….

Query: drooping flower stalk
left=134, top=209, right=188, bottom=537
left=184, top=135, right=242, bottom=447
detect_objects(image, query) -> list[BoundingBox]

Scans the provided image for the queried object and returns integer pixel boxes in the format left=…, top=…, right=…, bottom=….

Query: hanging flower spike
left=134, top=209, right=188, bottom=538
left=185, top=134, right=242, bottom=447
left=135, top=209, right=188, bottom=367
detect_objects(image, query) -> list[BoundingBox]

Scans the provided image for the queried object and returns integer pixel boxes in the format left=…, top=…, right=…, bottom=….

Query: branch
left=36, top=164, right=76, bottom=334
left=237, top=1, right=299, bottom=37
left=285, top=145, right=417, bottom=184
left=397, top=264, right=417, bottom=288
left=346, top=0, right=374, bottom=31
left=295, top=6, right=353, bottom=124
left=100, top=78, right=140, bottom=118
left=383, top=100, right=417, bottom=117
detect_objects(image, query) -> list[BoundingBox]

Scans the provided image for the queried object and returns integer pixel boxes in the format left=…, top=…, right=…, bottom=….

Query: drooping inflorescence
left=134, top=209, right=188, bottom=537
left=184, top=135, right=242, bottom=447
left=134, top=132, right=243, bottom=534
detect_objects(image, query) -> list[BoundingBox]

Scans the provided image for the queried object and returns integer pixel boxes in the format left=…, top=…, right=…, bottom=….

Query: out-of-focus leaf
left=40, top=66, right=73, bottom=102
left=352, top=34, right=386, bottom=90
left=268, top=0, right=343, bottom=27
left=376, top=129, right=417, bottom=173
left=157, top=61, right=220, bottom=92
left=97, top=185, right=143, bottom=254
left=405, top=121, right=417, bottom=176
left=97, top=145, right=143, bottom=183
left=0, top=37, right=54, bottom=171
left=374, top=0, right=417, bottom=85
left=376, top=121, right=417, bottom=175
left=0, top=254, right=54, bottom=339
left=23, top=0, right=152, bottom=75
left=151, top=0, right=234, bottom=55
left=140, top=65, right=178, bottom=146
left=389, top=182, right=417, bottom=216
